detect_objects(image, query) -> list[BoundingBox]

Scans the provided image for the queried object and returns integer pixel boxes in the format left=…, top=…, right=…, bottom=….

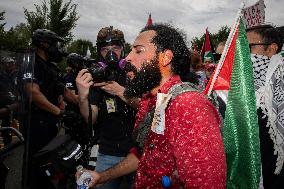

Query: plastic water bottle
left=76, top=165, right=93, bottom=189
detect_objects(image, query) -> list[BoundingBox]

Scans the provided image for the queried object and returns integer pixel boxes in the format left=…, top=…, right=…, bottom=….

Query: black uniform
left=90, top=69, right=136, bottom=157
left=21, top=54, right=65, bottom=189
left=0, top=69, right=18, bottom=146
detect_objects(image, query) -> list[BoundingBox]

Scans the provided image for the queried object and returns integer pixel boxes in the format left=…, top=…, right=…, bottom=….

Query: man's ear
left=160, top=49, right=173, bottom=67
left=268, top=43, right=278, bottom=55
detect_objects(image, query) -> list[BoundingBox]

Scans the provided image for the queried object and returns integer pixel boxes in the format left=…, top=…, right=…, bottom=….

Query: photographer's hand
left=94, top=81, right=124, bottom=97
left=76, top=69, right=94, bottom=101
left=76, top=69, right=98, bottom=125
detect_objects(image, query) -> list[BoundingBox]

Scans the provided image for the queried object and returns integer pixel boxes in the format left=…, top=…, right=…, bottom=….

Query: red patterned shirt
left=132, top=75, right=226, bottom=189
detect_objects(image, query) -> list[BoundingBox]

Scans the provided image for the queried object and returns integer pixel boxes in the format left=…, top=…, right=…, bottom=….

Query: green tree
left=0, top=11, right=5, bottom=30
left=0, top=11, right=6, bottom=49
left=191, top=26, right=230, bottom=52
left=67, top=39, right=96, bottom=58
left=124, top=42, right=131, bottom=56
left=2, top=23, right=30, bottom=51
left=24, top=0, right=79, bottom=42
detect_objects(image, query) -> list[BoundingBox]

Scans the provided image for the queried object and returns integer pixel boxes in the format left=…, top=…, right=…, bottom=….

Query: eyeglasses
left=249, top=43, right=271, bottom=51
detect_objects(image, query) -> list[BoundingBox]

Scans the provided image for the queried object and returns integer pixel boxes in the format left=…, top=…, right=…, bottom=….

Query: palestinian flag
left=204, top=18, right=261, bottom=188
left=200, top=28, right=215, bottom=62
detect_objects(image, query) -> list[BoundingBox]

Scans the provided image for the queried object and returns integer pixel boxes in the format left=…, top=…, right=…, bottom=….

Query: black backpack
left=33, top=134, right=83, bottom=177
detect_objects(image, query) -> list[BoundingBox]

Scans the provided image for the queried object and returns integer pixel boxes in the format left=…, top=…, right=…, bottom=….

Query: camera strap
left=87, top=90, right=94, bottom=136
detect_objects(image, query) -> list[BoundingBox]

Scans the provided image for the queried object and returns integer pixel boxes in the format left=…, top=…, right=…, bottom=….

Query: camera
left=88, top=61, right=119, bottom=82
left=66, top=53, right=96, bottom=73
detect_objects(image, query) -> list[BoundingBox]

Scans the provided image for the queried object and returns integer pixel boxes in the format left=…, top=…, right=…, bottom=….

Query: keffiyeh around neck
left=252, top=54, right=270, bottom=91
left=252, top=53, right=284, bottom=174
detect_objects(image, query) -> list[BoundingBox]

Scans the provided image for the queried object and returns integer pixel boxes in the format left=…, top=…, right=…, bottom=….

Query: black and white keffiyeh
left=252, top=53, right=284, bottom=174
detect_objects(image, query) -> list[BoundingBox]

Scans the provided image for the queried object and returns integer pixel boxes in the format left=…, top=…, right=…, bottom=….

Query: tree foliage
left=191, top=26, right=230, bottom=52
left=2, top=23, right=30, bottom=51
left=24, top=0, right=79, bottom=43
left=0, top=11, right=5, bottom=30
left=0, top=13, right=30, bottom=52
left=124, top=42, right=132, bottom=56
left=67, top=39, right=96, bottom=59
left=0, top=11, right=6, bottom=49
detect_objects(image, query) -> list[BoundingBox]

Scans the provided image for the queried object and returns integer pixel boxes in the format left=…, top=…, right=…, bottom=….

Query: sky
left=0, top=0, right=283, bottom=46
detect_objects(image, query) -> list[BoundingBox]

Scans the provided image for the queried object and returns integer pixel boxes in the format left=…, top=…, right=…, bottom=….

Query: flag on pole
left=146, top=13, right=153, bottom=27
left=200, top=28, right=215, bottom=63
left=204, top=14, right=261, bottom=189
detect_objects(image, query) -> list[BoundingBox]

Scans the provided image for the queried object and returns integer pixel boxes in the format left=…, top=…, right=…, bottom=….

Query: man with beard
left=76, top=26, right=138, bottom=189
left=76, top=23, right=226, bottom=188
left=246, top=24, right=284, bottom=189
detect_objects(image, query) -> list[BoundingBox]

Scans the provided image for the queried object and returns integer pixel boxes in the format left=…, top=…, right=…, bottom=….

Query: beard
left=124, top=56, right=162, bottom=99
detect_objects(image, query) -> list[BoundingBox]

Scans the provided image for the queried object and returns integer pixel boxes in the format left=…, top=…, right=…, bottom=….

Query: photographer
left=21, top=29, right=78, bottom=189
left=76, top=26, right=139, bottom=189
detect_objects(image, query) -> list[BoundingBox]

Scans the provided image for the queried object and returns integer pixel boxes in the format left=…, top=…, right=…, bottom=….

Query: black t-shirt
left=90, top=69, right=136, bottom=156
left=63, top=72, right=77, bottom=92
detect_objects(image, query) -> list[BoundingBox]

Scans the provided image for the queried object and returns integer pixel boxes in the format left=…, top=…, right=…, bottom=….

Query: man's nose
left=125, top=53, right=131, bottom=62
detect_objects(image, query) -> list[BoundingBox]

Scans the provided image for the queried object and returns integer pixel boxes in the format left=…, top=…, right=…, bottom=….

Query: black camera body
left=66, top=53, right=96, bottom=74
left=87, top=62, right=119, bottom=82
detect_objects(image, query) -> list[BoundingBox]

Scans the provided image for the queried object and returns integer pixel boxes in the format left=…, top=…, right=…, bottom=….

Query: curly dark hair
left=246, top=24, right=283, bottom=53
left=140, top=23, right=197, bottom=83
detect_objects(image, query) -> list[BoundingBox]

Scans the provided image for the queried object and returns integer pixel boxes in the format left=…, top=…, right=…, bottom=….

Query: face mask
left=48, top=45, right=66, bottom=63
left=105, top=50, right=119, bottom=66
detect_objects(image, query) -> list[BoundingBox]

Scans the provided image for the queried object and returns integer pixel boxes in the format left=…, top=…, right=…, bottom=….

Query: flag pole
left=206, top=3, right=245, bottom=96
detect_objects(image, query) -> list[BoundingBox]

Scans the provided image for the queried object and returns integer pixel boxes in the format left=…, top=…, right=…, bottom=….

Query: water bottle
left=76, top=165, right=93, bottom=189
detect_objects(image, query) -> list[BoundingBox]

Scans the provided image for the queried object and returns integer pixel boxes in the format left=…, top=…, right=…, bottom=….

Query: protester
left=20, top=29, right=78, bottom=189
left=191, top=50, right=207, bottom=89
left=203, top=55, right=215, bottom=81
left=76, top=26, right=138, bottom=189
left=76, top=23, right=227, bottom=188
left=246, top=24, right=284, bottom=188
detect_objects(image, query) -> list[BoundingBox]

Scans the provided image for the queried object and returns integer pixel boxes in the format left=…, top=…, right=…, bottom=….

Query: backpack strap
left=167, top=82, right=199, bottom=100
left=133, top=82, right=198, bottom=156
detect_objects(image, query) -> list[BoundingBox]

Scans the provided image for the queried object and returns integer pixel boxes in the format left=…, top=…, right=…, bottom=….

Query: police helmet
left=32, top=29, right=64, bottom=47
left=66, top=53, right=85, bottom=68
left=1, top=56, right=16, bottom=64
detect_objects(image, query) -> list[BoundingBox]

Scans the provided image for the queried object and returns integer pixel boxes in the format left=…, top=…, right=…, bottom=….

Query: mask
left=48, top=45, right=67, bottom=63
left=105, top=50, right=119, bottom=68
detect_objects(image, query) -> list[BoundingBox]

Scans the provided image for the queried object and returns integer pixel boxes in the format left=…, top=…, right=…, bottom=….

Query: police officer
left=76, top=26, right=139, bottom=189
left=0, top=56, right=19, bottom=146
left=21, top=29, right=78, bottom=189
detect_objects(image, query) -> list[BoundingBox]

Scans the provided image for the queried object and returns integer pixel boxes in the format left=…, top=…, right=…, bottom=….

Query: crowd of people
left=0, top=20, right=284, bottom=189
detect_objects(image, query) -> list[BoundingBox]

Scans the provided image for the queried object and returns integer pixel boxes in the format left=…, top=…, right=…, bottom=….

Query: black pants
left=22, top=113, right=58, bottom=189
left=258, top=109, right=284, bottom=189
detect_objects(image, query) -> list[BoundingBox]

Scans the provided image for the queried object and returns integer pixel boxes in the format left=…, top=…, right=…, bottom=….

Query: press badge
left=106, top=98, right=116, bottom=113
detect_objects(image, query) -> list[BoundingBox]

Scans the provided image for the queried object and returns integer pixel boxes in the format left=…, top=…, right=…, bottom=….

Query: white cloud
left=0, top=0, right=283, bottom=46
